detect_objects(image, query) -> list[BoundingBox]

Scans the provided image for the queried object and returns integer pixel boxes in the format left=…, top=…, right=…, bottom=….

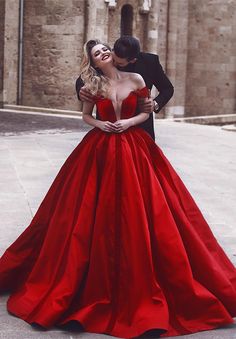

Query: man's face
left=111, top=51, right=136, bottom=68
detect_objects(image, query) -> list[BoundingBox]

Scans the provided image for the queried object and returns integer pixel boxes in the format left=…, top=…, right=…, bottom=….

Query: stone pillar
left=156, top=0, right=168, bottom=69
left=0, top=0, right=5, bottom=107
left=85, top=0, right=109, bottom=42
left=145, top=0, right=158, bottom=54
left=143, top=0, right=173, bottom=118
left=2, top=0, right=20, bottom=105
left=107, top=1, right=120, bottom=45
left=165, top=0, right=188, bottom=118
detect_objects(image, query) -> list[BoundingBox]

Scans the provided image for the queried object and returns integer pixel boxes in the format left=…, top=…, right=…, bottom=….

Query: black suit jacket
left=76, top=52, right=174, bottom=140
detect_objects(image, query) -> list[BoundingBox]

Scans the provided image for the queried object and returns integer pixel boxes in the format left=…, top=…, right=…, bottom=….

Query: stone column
left=85, top=0, right=109, bottom=42
left=0, top=0, right=5, bottom=107
left=165, top=0, right=188, bottom=118
left=156, top=0, right=168, bottom=69
left=107, top=4, right=120, bottom=46
left=145, top=0, right=158, bottom=54
left=144, top=0, right=172, bottom=118
left=2, top=0, right=20, bottom=105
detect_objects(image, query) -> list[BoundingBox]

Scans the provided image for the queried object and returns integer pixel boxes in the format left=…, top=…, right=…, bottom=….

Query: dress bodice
left=95, top=86, right=149, bottom=122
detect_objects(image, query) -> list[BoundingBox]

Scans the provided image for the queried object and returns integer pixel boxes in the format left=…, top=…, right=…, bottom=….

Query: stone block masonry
left=22, top=0, right=86, bottom=110
left=0, top=0, right=235, bottom=117
left=185, top=0, right=236, bottom=117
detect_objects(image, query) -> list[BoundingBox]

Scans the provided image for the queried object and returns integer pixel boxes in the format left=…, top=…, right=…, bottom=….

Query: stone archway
left=107, top=0, right=151, bottom=50
left=120, top=4, right=133, bottom=36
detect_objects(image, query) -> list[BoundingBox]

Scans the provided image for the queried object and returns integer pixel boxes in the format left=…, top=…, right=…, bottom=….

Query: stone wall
left=0, top=0, right=235, bottom=116
left=22, top=0, right=85, bottom=110
left=185, top=0, right=236, bottom=116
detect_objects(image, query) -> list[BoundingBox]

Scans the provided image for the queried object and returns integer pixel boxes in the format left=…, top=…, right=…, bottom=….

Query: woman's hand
left=97, top=121, right=118, bottom=132
left=114, top=119, right=133, bottom=133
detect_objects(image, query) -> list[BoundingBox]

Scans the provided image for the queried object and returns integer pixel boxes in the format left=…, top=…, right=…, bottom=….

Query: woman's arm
left=114, top=111, right=149, bottom=133
left=128, top=110, right=150, bottom=126
left=82, top=101, right=100, bottom=128
left=82, top=101, right=117, bottom=132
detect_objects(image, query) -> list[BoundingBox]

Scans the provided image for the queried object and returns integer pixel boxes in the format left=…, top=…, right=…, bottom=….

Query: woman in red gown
left=0, top=40, right=236, bottom=338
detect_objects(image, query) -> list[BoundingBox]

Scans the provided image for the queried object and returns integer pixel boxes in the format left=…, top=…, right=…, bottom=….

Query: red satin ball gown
left=0, top=87, right=236, bottom=338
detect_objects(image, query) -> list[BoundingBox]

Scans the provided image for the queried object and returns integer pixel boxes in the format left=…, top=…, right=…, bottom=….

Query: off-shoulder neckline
left=95, top=86, right=149, bottom=121
left=95, top=86, right=149, bottom=102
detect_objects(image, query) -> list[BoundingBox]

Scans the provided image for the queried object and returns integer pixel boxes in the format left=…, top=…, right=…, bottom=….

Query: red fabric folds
left=0, top=87, right=236, bottom=338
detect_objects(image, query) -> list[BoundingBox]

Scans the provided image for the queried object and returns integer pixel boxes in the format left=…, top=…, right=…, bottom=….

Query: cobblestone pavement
left=0, top=111, right=91, bottom=135
left=0, top=112, right=236, bottom=338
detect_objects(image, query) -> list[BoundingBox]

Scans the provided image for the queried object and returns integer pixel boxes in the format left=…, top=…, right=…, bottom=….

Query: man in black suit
left=76, top=36, right=174, bottom=140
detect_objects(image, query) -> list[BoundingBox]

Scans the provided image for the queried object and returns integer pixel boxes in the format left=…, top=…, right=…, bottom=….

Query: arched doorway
left=120, top=4, right=133, bottom=36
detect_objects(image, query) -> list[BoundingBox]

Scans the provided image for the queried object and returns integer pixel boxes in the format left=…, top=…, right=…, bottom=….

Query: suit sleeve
left=75, top=76, right=84, bottom=101
left=151, top=55, right=174, bottom=113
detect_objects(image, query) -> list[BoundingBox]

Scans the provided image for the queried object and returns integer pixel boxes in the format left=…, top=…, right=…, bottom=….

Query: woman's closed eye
left=94, top=48, right=109, bottom=57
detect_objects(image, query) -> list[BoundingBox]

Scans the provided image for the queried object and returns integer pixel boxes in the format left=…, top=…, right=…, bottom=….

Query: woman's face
left=91, top=44, right=112, bottom=69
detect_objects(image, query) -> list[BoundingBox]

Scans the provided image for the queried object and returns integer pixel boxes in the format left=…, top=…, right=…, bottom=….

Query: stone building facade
left=0, top=0, right=235, bottom=117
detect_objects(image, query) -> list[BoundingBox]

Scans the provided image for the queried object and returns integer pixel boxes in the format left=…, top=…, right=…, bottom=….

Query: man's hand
left=79, top=86, right=95, bottom=103
left=137, top=97, right=155, bottom=113
left=114, top=119, right=132, bottom=133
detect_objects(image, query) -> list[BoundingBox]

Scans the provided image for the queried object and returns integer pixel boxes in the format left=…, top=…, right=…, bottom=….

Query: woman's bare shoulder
left=119, top=71, right=145, bottom=89
left=129, top=73, right=145, bottom=88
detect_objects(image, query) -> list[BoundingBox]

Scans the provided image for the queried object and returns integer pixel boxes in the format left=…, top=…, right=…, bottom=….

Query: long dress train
left=0, top=87, right=236, bottom=338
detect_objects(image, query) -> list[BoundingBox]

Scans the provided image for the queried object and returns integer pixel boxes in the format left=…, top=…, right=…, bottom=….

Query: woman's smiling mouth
left=101, top=53, right=110, bottom=60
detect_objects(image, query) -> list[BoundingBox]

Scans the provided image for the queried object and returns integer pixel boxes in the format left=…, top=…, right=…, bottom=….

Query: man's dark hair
left=113, top=36, right=140, bottom=61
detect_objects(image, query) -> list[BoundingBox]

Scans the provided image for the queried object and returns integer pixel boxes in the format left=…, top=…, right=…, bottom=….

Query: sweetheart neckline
left=99, top=90, right=135, bottom=103
left=96, top=87, right=148, bottom=120
left=96, top=86, right=148, bottom=104
left=109, top=91, right=136, bottom=120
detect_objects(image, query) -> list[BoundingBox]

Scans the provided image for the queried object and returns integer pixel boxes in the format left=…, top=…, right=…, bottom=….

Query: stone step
left=172, top=113, right=236, bottom=125
left=3, top=104, right=83, bottom=117
left=0, top=107, right=83, bottom=120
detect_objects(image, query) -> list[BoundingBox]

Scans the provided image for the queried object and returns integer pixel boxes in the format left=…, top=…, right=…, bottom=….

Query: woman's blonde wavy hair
left=80, top=39, right=111, bottom=97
